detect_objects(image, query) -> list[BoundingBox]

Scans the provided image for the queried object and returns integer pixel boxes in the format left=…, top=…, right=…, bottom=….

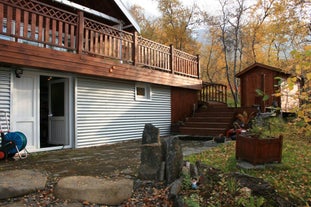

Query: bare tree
left=217, top=0, right=247, bottom=107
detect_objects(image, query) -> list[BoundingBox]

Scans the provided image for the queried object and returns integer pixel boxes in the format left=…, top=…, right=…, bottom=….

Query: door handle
left=48, top=114, right=53, bottom=117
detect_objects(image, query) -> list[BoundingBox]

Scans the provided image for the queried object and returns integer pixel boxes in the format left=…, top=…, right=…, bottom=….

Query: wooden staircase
left=179, top=103, right=236, bottom=137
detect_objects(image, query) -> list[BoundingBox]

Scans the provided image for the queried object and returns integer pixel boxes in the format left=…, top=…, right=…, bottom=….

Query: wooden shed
left=236, top=63, right=291, bottom=111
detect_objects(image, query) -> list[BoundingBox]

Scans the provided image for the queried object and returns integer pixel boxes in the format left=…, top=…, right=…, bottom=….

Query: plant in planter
left=236, top=116, right=284, bottom=165
left=236, top=110, right=257, bottom=129
left=226, top=111, right=256, bottom=140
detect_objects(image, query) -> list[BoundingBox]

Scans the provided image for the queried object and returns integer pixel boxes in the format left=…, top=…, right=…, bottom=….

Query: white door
left=12, top=72, right=39, bottom=151
left=48, top=79, right=69, bottom=145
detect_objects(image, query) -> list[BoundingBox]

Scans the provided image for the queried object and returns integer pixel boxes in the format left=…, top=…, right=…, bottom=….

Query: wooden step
left=179, top=127, right=226, bottom=136
left=187, top=116, right=232, bottom=122
left=193, top=111, right=234, bottom=117
left=198, top=105, right=236, bottom=112
left=183, top=121, right=227, bottom=128
left=176, top=104, right=236, bottom=137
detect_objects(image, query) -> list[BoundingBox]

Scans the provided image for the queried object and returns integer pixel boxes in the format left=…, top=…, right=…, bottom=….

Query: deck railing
left=0, top=0, right=200, bottom=79
left=199, top=82, right=227, bottom=104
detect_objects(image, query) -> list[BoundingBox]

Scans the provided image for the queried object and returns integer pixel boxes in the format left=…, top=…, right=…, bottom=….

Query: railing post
left=196, top=54, right=200, bottom=79
left=132, top=31, right=138, bottom=66
left=225, top=85, right=227, bottom=104
left=170, top=44, right=174, bottom=74
left=77, top=10, right=84, bottom=54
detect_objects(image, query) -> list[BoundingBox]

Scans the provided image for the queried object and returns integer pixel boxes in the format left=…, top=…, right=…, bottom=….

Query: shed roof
left=236, top=62, right=291, bottom=78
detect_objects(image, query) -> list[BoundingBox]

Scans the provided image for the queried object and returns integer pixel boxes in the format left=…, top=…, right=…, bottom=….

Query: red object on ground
left=226, top=128, right=243, bottom=138
left=0, top=151, right=5, bottom=160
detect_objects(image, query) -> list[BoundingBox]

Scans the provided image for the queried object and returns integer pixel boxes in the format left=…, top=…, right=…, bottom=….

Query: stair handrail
left=199, top=82, right=227, bottom=104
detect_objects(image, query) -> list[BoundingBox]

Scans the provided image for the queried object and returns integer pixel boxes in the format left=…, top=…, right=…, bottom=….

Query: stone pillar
left=162, top=136, right=183, bottom=184
left=138, top=124, right=163, bottom=180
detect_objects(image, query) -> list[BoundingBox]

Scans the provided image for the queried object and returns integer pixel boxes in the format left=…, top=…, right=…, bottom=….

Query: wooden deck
left=0, top=0, right=202, bottom=89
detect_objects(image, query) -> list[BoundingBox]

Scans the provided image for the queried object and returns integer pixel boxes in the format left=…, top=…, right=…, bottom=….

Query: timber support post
left=170, top=44, right=174, bottom=74
left=196, top=54, right=200, bottom=79
left=77, top=11, right=84, bottom=54
left=132, top=31, right=138, bottom=66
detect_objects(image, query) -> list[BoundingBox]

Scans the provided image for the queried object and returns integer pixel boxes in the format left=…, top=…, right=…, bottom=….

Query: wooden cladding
left=0, top=0, right=199, bottom=79
left=171, top=87, right=198, bottom=123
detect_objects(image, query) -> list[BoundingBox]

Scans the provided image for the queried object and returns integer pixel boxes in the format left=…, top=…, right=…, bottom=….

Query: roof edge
left=236, top=62, right=290, bottom=78
left=115, top=0, right=141, bottom=33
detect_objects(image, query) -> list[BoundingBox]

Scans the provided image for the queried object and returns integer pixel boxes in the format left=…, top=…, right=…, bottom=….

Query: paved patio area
left=0, top=137, right=224, bottom=206
left=0, top=138, right=217, bottom=178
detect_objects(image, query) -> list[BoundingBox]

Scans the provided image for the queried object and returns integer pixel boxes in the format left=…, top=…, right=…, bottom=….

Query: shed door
left=48, top=79, right=69, bottom=145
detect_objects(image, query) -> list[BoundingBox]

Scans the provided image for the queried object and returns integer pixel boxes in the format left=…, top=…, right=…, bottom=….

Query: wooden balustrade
left=137, top=36, right=171, bottom=72
left=0, top=0, right=78, bottom=51
left=200, top=82, right=227, bottom=104
left=0, top=0, right=200, bottom=79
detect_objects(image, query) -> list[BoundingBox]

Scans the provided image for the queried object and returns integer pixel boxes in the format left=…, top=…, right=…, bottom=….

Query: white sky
left=121, top=0, right=221, bottom=17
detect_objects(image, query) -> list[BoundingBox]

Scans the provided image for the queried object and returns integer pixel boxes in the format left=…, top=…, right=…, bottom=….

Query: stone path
left=0, top=169, right=47, bottom=200
left=0, top=138, right=220, bottom=206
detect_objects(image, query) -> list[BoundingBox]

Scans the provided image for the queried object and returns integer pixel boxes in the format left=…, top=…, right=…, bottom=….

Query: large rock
left=138, top=143, right=163, bottom=180
left=0, top=169, right=47, bottom=199
left=142, top=123, right=160, bottom=144
left=54, top=176, right=133, bottom=205
left=138, top=124, right=163, bottom=180
left=169, top=178, right=184, bottom=207
left=162, top=136, right=183, bottom=184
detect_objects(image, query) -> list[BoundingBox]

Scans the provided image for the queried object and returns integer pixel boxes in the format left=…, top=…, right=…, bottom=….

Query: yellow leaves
left=303, top=116, right=311, bottom=123
left=273, top=92, right=281, bottom=97
left=295, top=64, right=301, bottom=72
left=297, top=110, right=305, bottom=118
left=300, top=91, right=309, bottom=100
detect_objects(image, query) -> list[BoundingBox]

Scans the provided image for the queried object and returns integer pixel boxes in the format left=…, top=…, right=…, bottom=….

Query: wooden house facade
left=236, top=63, right=292, bottom=111
left=0, top=0, right=202, bottom=152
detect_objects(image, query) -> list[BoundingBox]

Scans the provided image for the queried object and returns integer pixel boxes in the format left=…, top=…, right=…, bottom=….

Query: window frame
left=135, top=83, right=152, bottom=101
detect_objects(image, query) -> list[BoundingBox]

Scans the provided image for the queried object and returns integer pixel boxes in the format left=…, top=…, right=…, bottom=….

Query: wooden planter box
left=236, top=134, right=283, bottom=165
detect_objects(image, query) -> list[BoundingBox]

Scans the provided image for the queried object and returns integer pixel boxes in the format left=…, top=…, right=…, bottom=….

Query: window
left=135, top=83, right=151, bottom=101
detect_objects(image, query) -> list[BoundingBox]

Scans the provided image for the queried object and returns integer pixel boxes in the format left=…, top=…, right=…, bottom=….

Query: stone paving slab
left=0, top=169, right=47, bottom=200
left=54, top=176, right=133, bottom=205
left=0, top=138, right=220, bottom=205
left=237, top=160, right=283, bottom=169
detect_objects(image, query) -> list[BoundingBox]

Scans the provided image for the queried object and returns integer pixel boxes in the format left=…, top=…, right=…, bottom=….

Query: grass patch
left=186, top=135, right=311, bottom=205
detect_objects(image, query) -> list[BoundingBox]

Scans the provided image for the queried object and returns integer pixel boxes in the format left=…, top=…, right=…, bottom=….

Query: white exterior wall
left=281, top=80, right=300, bottom=113
left=0, top=68, right=11, bottom=132
left=76, top=78, right=171, bottom=148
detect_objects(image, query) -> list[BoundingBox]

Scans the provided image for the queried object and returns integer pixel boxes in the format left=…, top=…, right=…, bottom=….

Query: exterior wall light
left=15, top=68, right=23, bottom=78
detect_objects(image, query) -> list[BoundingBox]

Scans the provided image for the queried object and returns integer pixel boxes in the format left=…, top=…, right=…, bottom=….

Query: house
left=236, top=62, right=299, bottom=113
left=0, top=0, right=202, bottom=152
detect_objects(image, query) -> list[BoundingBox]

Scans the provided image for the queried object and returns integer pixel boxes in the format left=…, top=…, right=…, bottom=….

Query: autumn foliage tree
left=200, top=0, right=310, bottom=106
left=128, top=0, right=310, bottom=108
left=129, top=0, right=202, bottom=55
